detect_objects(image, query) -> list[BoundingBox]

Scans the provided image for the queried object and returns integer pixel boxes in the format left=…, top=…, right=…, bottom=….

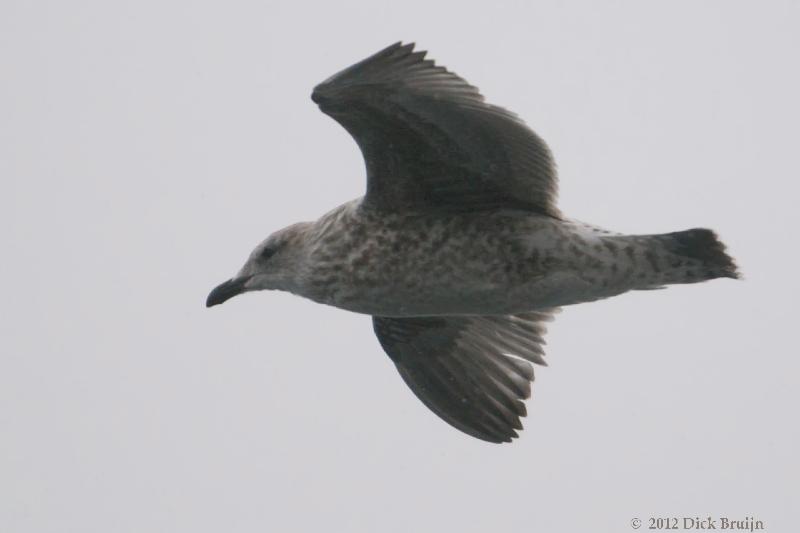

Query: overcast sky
left=2, top=1, right=798, bottom=532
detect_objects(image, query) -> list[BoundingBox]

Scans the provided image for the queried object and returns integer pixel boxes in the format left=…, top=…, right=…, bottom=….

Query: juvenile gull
left=207, top=42, right=739, bottom=443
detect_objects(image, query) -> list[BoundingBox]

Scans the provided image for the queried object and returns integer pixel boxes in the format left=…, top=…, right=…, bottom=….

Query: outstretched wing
left=373, top=310, right=558, bottom=443
left=312, top=42, right=560, bottom=217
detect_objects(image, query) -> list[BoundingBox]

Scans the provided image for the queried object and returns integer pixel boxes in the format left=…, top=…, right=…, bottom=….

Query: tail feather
left=664, top=228, right=740, bottom=281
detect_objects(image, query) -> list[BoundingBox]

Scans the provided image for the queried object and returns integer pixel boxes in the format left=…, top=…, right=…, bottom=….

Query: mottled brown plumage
left=207, top=43, right=739, bottom=443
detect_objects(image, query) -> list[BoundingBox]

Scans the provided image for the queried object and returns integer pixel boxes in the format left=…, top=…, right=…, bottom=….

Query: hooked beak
left=206, top=277, right=249, bottom=307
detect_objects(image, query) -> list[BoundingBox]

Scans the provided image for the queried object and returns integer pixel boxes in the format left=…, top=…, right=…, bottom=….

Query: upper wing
left=373, top=310, right=558, bottom=443
left=312, top=42, right=560, bottom=217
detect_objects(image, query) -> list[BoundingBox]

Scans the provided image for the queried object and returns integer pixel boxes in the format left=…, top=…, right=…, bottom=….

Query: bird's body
left=286, top=200, right=725, bottom=317
left=207, top=42, right=739, bottom=443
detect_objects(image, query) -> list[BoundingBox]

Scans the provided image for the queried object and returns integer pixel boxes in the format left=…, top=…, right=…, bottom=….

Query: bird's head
left=206, top=222, right=311, bottom=308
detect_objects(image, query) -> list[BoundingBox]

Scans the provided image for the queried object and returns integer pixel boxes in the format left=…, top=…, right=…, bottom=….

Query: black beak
left=206, top=277, right=248, bottom=307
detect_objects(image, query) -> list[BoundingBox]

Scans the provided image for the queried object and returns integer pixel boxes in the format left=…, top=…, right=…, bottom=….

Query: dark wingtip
left=311, top=40, right=423, bottom=107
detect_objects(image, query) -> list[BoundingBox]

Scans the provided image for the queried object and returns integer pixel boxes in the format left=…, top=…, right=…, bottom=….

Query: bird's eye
left=259, top=247, right=276, bottom=261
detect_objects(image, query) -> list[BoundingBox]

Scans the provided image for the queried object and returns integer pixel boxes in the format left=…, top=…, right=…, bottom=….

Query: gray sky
left=2, top=1, right=798, bottom=532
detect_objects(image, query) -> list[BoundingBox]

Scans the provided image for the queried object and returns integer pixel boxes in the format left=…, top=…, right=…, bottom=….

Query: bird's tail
left=660, top=228, right=740, bottom=282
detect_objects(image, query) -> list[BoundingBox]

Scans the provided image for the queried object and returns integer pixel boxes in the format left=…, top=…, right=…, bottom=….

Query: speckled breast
left=302, top=201, right=566, bottom=316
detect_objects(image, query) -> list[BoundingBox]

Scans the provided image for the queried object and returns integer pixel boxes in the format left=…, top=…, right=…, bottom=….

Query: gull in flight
left=207, top=42, right=738, bottom=443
